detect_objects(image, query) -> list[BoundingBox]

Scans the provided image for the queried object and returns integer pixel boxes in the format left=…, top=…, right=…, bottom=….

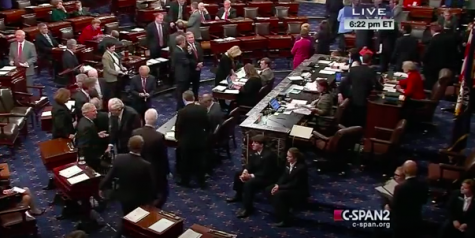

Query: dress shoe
left=272, top=221, right=289, bottom=227
left=226, top=196, right=241, bottom=203
left=236, top=209, right=251, bottom=218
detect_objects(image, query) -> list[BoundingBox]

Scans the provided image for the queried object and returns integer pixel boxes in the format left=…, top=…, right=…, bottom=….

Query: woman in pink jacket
left=291, top=28, right=313, bottom=69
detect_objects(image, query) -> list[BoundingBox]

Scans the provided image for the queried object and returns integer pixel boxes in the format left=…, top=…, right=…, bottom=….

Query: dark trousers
left=337, top=33, right=347, bottom=51
left=135, top=100, right=152, bottom=120
left=349, top=104, right=367, bottom=127
left=329, top=13, right=338, bottom=37
left=269, top=189, right=303, bottom=223
left=392, top=220, right=421, bottom=238
left=180, top=146, right=206, bottom=184
left=438, top=219, right=474, bottom=238
left=155, top=176, right=169, bottom=209
left=232, top=171, right=269, bottom=210
left=107, top=82, right=119, bottom=99
left=191, top=70, right=201, bottom=100
left=175, top=80, right=190, bottom=111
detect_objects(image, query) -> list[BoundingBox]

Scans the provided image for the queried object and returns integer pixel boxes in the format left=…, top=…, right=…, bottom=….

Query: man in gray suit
left=259, top=58, right=274, bottom=86
left=9, top=30, right=37, bottom=92
left=102, top=42, right=126, bottom=99
left=184, top=2, right=201, bottom=40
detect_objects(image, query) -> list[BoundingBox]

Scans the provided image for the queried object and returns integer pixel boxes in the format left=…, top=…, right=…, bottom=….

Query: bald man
left=130, top=65, right=157, bottom=119
left=391, top=160, right=428, bottom=238
left=9, top=30, right=37, bottom=92
left=132, top=109, right=169, bottom=208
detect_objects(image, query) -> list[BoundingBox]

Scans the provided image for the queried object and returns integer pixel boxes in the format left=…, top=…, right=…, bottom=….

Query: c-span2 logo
left=334, top=210, right=390, bottom=221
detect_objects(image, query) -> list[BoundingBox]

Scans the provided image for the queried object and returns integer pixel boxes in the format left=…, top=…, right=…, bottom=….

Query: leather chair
left=104, top=22, right=119, bottom=34
left=244, top=7, right=258, bottom=19
left=223, top=24, right=242, bottom=38
left=313, top=98, right=349, bottom=135
left=13, top=87, right=49, bottom=125
left=361, top=119, right=407, bottom=175
left=255, top=22, right=275, bottom=35
left=313, top=126, right=363, bottom=174
left=275, top=6, right=289, bottom=18
left=405, top=69, right=452, bottom=126
left=0, top=19, right=17, bottom=35
left=0, top=123, right=19, bottom=156
left=59, top=27, right=74, bottom=44
left=0, top=191, right=38, bottom=237
left=200, top=27, right=211, bottom=51
left=287, top=22, right=301, bottom=35
left=16, top=0, right=31, bottom=9
left=136, top=35, right=149, bottom=57
left=0, top=88, right=32, bottom=133
left=21, top=14, right=37, bottom=27
left=213, top=117, right=235, bottom=159
left=238, top=85, right=270, bottom=114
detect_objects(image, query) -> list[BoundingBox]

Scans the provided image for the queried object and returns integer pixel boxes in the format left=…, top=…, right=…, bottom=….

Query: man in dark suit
left=391, top=24, right=419, bottom=71
left=378, top=23, right=399, bottom=72
left=175, top=90, right=210, bottom=188
left=172, top=35, right=191, bottom=110
left=132, top=109, right=170, bottom=208
left=35, top=23, right=59, bottom=60
left=198, top=2, right=211, bottom=21
left=73, top=74, right=91, bottom=120
left=129, top=65, right=157, bottom=119
left=146, top=13, right=169, bottom=59
left=62, top=39, right=81, bottom=73
left=200, top=94, right=223, bottom=133
left=269, top=147, right=308, bottom=227
left=337, top=53, right=382, bottom=127
left=186, top=31, right=204, bottom=100
left=422, top=23, right=459, bottom=89
left=90, top=97, right=109, bottom=152
left=227, top=134, right=278, bottom=218
left=168, top=0, right=188, bottom=24
left=106, top=98, right=142, bottom=154
left=76, top=103, right=108, bottom=171
left=168, top=21, right=186, bottom=56
left=391, top=160, right=428, bottom=238
left=99, top=135, right=156, bottom=238
left=438, top=179, right=475, bottom=238
left=98, top=30, right=123, bottom=56
left=215, top=0, right=237, bottom=20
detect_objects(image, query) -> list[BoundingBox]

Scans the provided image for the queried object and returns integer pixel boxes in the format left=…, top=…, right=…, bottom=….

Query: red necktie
left=201, top=12, right=205, bottom=21
left=142, top=78, right=146, bottom=92
left=224, top=10, right=228, bottom=20
left=17, top=42, right=22, bottom=63
left=191, top=44, right=198, bottom=59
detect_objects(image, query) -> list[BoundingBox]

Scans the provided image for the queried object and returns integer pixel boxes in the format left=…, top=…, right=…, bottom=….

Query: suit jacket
left=168, top=31, right=185, bottom=55
left=245, top=149, right=278, bottom=183
left=422, top=32, right=459, bottom=74
left=259, top=68, right=274, bottom=86
left=76, top=116, right=102, bottom=157
left=132, top=126, right=170, bottom=183
left=392, top=177, right=428, bottom=223
left=207, top=102, right=223, bottom=133
left=447, top=191, right=475, bottom=224
left=438, top=15, right=459, bottom=32
left=99, top=153, right=156, bottom=205
left=93, top=111, right=109, bottom=150
left=171, top=46, right=191, bottom=83
left=88, top=77, right=109, bottom=100
left=73, top=90, right=90, bottom=120
left=109, top=106, right=141, bottom=152
left=391, top=34, right=419, bottom=70
left=291, top=37, right=312, bottom=69
left=216, top=7, right=237, bottom=19
left=277, top=161, right=309, bottom=196
left=35, top=32, right=59, bottom=59
left=98, top=36, right=123, bottom=56
left=338, top=64, right=382, bottom=107
left=52, top=102, right=74, bottom=139
left=175, top=103, right=210, bottom=148
left=102, top=51, right=123, bottom=83
left=186, top=11, right=202, bottom=39
left=62, top=50, right=80, bottom=74
left=237, top=76, right=262, bottom=107
left=9, top=40, right=37, bottom=76
left=214, top=54, right=233, bottom=85
left=168, top=2, right=188, bottom=22
left=129, top=75, right=157, bottom=102
left=145, top=21, right=170, bottom=55
left=188, top=41, right=204, bottom=71
left=51, top=8, right=68, bottom=22
left=199, top=10, right=211, bottom=21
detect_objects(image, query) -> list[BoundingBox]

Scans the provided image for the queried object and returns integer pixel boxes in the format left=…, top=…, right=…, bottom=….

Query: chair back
left=200, top=26, right=210, bottom=41
left=21, top=14, right=37, bottom=27
left=218, top=117, right=235, bottom=142
left=287, top=22, right=301, bottom=34
left=244, top=7, right=258, bottom=19
left=60, top=27, right=74, bottom=40
left=258, top=85, right=270, bottom=101
left=17, top=0, right=31, bottom=9
left=430, top=68, right=452, bottom=101
left=255, top=22, right=270, bottom=35
left=0, top=89, right=14, bottom=113
left=223, top=24, right=238, bottom=37
left=275, top=6, right=289, bottom=18
left=389, top=119, right=407, bottom=147
left=326, top=126, right=363, bottom=153
left=104, top=22, right=119, bottom=34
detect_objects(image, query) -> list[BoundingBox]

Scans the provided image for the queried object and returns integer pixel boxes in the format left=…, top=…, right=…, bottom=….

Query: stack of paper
left=41, top=111, right=52, bottom=117
left=131, top=28, right=144, bottom=32
left=67, top=173, right=90, bottom=185
left=59, top=165, right=83, bottom=178
left=293, top=108, right=312, bottom=115
left=394, top=72, right=408, bottom=78
left=224, top=89, right=239, bottom=94
left=0, top=71, right=8, bottom=76
left=148, top=218, right=175, bottom=233
left=324, top=67, right=342, bottom=72
left=179, top=229, right=202, bottom=238
left=165, top=132, right=176, bottom=141
left=319, top=70, right=335, bottom=75
left=120, top=31, right=129, bottom=34
left=290, top=125, right=313, bottom=139
left=375, top=179, right=398, bottom=198
left=304, top=82, right=317, bottom=91
left=301, top=72, right=311, bottom=78
left=383, top=87, right=396, bottom=93
left=0, top=66, right=15, bottom=71
left=224, top=37, right=236, bottom=41
left=288, top=76, right=303, bottom=81
left=157, top=58, right=169, bottom=62
left=162, top=47, right=170, bottom=52
left=317, top=60, right=332, bottom=65
left=235, top=69, right=246, bottom=79
left=66, top=101, right=75, bottom=110
left=213, top=86, right=227, bottom=92
left=147, top=59, right=160, bottom=66
left=125, top=207, right=150, bottom=223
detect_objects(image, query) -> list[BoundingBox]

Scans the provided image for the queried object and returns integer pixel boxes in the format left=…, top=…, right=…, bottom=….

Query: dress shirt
left=67, top=49, right=75, bottom=55
left=155, top=22, right=164, bottom=46
left=44, top=34, right=53, bottom=46
left=463, top=196, right=472, bottom=211
left=221, top=8, right=229, bottom=19
left=289, top=162, right=296, bottom=173
left=250, top=149, right=263, bottom=178
left=178, top=4, right=183, bottom=19
left=107, top=51, right=121, bottom=71
left=207, top=102, right=214, bottom=112
left=94, top=81, right=102, bottom=98
left=81, top=89, right=90, bottom=100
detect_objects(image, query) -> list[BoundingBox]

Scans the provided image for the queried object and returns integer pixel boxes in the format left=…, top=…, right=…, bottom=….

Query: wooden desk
left=202, top=20, right=227, bottom=36
left=255, top=16, right=280, bottom=30
left=0, top=9, right=26, bottom=25
left=266, top=35, right=292, bottom=49
left=51, top=44, right=86, bottom=63
left=84, top=39, right=101, bottom=50
left=47, top=21, right=72, bottom=37
left=237, top=35, right=267, bottom=52
left=212, top=91, right=238, bottom=101
left=157, top=115, right=177, bottom=148
left=365, top=97, right=403, bottom=138
left=39, top=138, right=77, bottom=171
left=227, top=18, right=253, bottom=33
left=136, top=9, right=166, bottom=24
left=66, top=16, right=94, bottom=33
left=436, top=7, right=463, bottom=17
left=248, top=1, right=273, bottom=17
left=275, top=2, right=299, bottom=16
left=96, top=14, right=118, bottom=26
left=122, top=206, right=184, bottom=238
left=210, top=38, right=241, bottom=55
left=120, top=29, right=146, bottom=42
left=123, top=55, right=148, bottom=71
left=190, top=224, right=238, bottom=238
left=52, top=162, right=102, bottom=201
left=40, top=105, right=52, bottom=132
left=0, top=67, right=27, bottom=92
left=406, top=6, right=433, bottom=23
left=0, top=163, right=10, bottom=180
left=22, top=26, right=39, bottom=41
left=233, top=3, right=245, bottom=17
left=283, top=16, right=308, bottom=25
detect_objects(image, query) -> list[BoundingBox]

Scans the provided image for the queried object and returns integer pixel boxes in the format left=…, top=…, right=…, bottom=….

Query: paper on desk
left=383, top=83, right=395, bottom=88
left=383, top=87, right=396, bottom=93
left=301, top=72, right=311, bottom=78
left=120, top=31, right=129, bottom=34
left=171, top=126, right=175, bottom=131
left=148, top=218, right=175, bottom=233
left=67, top=173, right=89, bottom=185
left=66, top=101, right=75, bottom=110
left=162, top=47, right=169, bottom=52
left=131, top=28, right=144, bottom=32
left=290, top=125, right=313, bottom=139
left=147, top=59, right=160, bottom=66
left=59, top=45, right=66, bottom=49
left=235, top=69, right=246, bottom=79
left=290, top=99, right=308, bottom=106
left=304, top=82, right=317, bottom=91
left=165, top=132, right=176, bottom=141
left=317, top=60, right=331, bottom=65
left=0, top=71, right=8, bottom=76
left=323, top=67, right=341, bottom=72
left=214, top=38, right=224, bottom=42
left=41, top=111, right=52, bottom=117
left=179, top=229, right=203, bottom=238
left=157, top=58, right=168, bottom=62
left=82, top=65, right=94, bottom=72
left=256, top=17, right=270, bottom=20
left=35, top=96, right=47, bottom=104
left=394, top=72, right=408, bottom=78
left=213, top=85, right=227, bottom=92
left=13, top=187, right=25, bottom=193
left=238, top=78, right=248, bottom=83
left=319, top=70, right=335, bottom=75
left=224, top=37, right=235, bottom=40
left=0, top=66, right=16, bottom=71
left=375, top=179, right=398, bottom=197
left=288, top=76, right=303, bottom=81
left=59, top=165, right=82, bottom=178
left=224, top=89, right=239, bottom=94
left=293, top=108, right=312, bottom=115
left=283, top=110, right=292, bottom=115
left=125, top=207, right=150, bottom=223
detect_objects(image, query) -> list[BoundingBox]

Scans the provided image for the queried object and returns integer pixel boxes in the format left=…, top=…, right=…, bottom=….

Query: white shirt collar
left=67, top=49, right=74, bottom=55
left=17, top=40, right=25, bottom=45
left=405, top=175, right=415, bottom=180
left=207, top=102, right=214, bottom=112
left=130, top=152, right=141, bottom=156
left=144, top=124, right=155, bottom=128
left=433, top=32, right=440, bottom=37
left=290, top=161, right=296, bottom=167
left=184, top=101, right=194, bottom=105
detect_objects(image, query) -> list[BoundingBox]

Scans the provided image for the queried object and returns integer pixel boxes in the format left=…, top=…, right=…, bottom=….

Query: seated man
left=215, top=0, right=237, bottom=20
left=1, top=186, right=44, bottom=216
left=226, top=135, right=278, bottom=218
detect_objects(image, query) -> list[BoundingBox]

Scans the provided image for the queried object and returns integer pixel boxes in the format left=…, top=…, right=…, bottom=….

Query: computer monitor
left=269, top=98, right=281, bottom=110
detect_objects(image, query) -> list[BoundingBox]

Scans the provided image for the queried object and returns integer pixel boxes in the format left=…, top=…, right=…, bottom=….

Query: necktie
left=45, top=34, right=53, bottom=46
left=201, top=12, right=205, bottom=21
left=178, top=5, right=183, bottom=19
left=190, top=43, right=197, bottom=58
left=224, top=10, right=228, bottom=20
left=157, top=24, right=163, bottom=46
left=17, top=42, right=22, bottom=63
left=141, top=78, right=146, bottom=91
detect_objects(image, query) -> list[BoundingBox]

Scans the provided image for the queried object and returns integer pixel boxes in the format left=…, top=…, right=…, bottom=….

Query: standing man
left=107, top=98, right=141, bottom=154
left=129, top=65, right=157, bottom=119
left=175, top=90, right=210, bottom=188
left=259, top=58, right=274, bottom=86
left=35, top=23, right=59, bottom=62
left=132, top=109, right=170, bottom=208
left=146, top=13, right=169, bottom=59
left=216, top=0, right=237, bottom=20
left=76, top=103, right=108, bottom=171
left=73, top=74, right=91, bottom=120
left=87, top=68, right=108, bottom=104
left=200, top=94, right=223, bottom=133
left=9, top=30, right=37, bottom=92
left=168, top=21, right=186, bottom=56
left=184, top=2, right=202, bottom=40
left=102, top=43, right=127, bottom=99
left=99, top=135, right=156, bottom=238
left=172, top=35, right=191, bottom=110
left=186, top=32, right=204, bottom=100
left=168, top=0, right=188, bottom=27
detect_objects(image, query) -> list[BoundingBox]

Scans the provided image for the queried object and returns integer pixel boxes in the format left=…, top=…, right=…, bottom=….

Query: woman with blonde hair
left=235, top=64, right=262, bottom=107
left=396, top=61, right=425, bottom=100
left=291, top=28, right=313, bottom=69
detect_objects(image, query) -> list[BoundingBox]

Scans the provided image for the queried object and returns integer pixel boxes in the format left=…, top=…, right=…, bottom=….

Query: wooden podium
left=122, top=206, right=184, bottom=238
left=39, top=138, right=77, bottom=171
left=188, top=224, right=238, bottom=238
left=52, top=162, right=102, bottom=201
left=0, top=67, right=27, bottom=92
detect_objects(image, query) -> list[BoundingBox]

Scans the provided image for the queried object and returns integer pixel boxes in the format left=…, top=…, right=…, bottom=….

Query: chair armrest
left=337, top=124, right=346, bottom=130
left=0, top=205, right=29, bottom=216
left=369, top=138, right=391, bottom=145
left=0, top=113, right=25, bottom=117
left=58, top=68, right=73, bottom=76
left=210, top=34, right=220, bottom=39
left=374, top=126, right=394, bottom=133
left=439, top=163, right=465, bottom=172
left=312, top=131, right=329, bottom=141
left=12, top=91, right=33, bottom=97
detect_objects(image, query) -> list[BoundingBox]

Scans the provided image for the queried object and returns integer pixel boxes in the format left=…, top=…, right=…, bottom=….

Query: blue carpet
left=0, top=2, right=471, bottom=238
